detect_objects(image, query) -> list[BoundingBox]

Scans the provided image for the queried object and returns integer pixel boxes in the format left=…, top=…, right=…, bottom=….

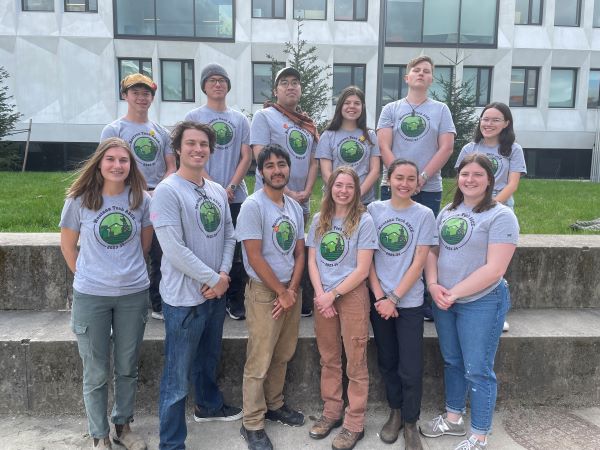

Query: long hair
left=325, top=86, right=373, bottom=145
left=66, top=137, right=147, bottom=211
left=474, top=102, right=515, bottom=157
left=316, top=166, right=365, bottom=239
left=449, top=153, right=496, bottom=213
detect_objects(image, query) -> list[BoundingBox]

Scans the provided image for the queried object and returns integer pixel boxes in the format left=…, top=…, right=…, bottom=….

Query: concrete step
left=1, top=308, right=599, bottom=415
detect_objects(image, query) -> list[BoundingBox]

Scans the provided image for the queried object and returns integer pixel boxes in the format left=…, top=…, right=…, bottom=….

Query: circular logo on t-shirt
left=339, top=139, right=364, bottom=164
left=272, top=219, right=296, bottom=253
left=198, top=200, right=222, bottom=234
left=319, top=231, right=347, bottom=263
left=97, top=212, right=134, bottom=247
left=485, top=153, right=501, bottom=177
left=288, top=129, right=308, bottom=156
left=400, top=114, right=428, bottom=139
left=440, top=217, right=470, bottom=247
left=379, top=223, right=410, bottom=254
left=212, top=121, right=234, bottom=146
left=133, top=136, right=158, bottom=162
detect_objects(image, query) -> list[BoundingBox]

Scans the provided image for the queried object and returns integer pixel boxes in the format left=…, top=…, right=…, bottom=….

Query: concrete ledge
left=2, top=233, right=600, bottom=311
left=1, top=308, right=599, bottom=414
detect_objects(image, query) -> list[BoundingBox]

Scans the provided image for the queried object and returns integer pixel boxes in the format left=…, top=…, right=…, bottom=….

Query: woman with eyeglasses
left=60, top=137, right=152, bottom=450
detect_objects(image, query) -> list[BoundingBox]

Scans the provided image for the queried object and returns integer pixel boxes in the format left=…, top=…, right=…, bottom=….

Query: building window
left=115, top=0, right=234, bottom=40
left=463, top=67, right=492, bottom=107
left=332, top=64, right=366, bottom=104
left=334, top=0, right=367, bottom=21
left=385, top=0, right=497, bottom=47
left=588, top=70, right=600, bottom=108
left=252, top=0, right=285, bottom=18
left=65, top=0, right=98, bottom=12
left=381, top=66, right=407, bottom=106
left=510, top=67, right=539, bottom=107
left=430, top=66, right=453, bottom=100
left=514, top=0, right=542, bottom=25
left=594, top=0, right=600, bottom=27
left=161, top=60, right=194, bottom=102
left=118, top=58, right=153, bottom=83
left=293, top=0, right=326, bottom=20
left=554, top=0, right=580, bottom=27
left=252, top=62, right=285, bottom=104
left=549, top=68, right=576, bottom=108
left=22, top=0, right=54, bottom=11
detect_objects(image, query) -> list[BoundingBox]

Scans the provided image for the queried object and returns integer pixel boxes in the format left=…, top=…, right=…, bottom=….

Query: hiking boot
left=240, top=425, right=273, bottom=450
left=419, top=413, right=466, bottom=438
left=265, top=404, right=305, bottom=427
left=92, top=437, right=112, bottom=449
left=309, top=415, right=343, bottom=439
left=404, top=422, right=423, bottom=450
left=194, top=404, right=243, bottom=422
left=454, top=435, right=488, bottom=449
left=112, top=423, right=146, bottom=450
left=332, top=428, right=364, bottom=450
left=379, top=408, right=403, bottom=443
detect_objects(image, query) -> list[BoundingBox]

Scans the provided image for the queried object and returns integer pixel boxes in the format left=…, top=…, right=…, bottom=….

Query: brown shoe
left=309, top=415, right=343, bottom=439
left=379, top=408, right=403, bottom=443
left=332, top=427, right=365, bottom=450
left=404, top=422, right=423, bottom=450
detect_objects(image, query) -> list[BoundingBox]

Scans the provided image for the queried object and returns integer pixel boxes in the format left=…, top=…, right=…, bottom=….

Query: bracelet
left=386, top=291, right=401, bottom=305
left=376, top=295, right=387, bottom=302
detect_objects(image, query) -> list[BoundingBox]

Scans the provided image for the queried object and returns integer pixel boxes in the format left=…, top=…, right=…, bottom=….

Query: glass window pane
left=253, top=0, right=273, bottom=17
left=65, top=0, right=85, bottom=12
left=141, top=61, right=153, bottom=78
left=356, top=0, right=367, bottom=20
left=253, top=63, right=284, bottom=103
left=588, top=70, right=600, bottom=108
left=120, top=60, right=140, bottom=79
left=116, top=0, right=155, bottom=36
left=554, top=0, right=579, bottom=26
left=382, top=66, right=400, bottom=105
left=510, top=68, right=525, bottom=106
left=531, top=0, right=542, bottom=24
left=335, top=0, right=354, bottom=20
left=549, top=69, right=575, bottom=108
left=430, top=67, right=452, bottom=100
left=463, top=67, right=478, bottom=102
left=333, top=66, right=353, bottom=102
left=594, top=0, right=600, bottom=27
left=195, top=0, right=233, bottom=38
left=157, top=0, right=194, bottom=37
left=460, top=0, right=496, bottom=44
left=162, top=61, right=183, bottom=101
left=478, top=68, right=491, bottom=106
left=23, top=0, right=54, bottom=11
left=355, top=66, right=366, bottom=92
left=386, top=0, right=423, bottom=43
left=274, top=0, right=284, bottom=17
left=514, top=0, right=530, bottom=24
left=526, top=69, right=538, bottom=106
left=293, top=0, right=326, bottom=19
left=423, top=0, right=459, bottom=44
left=184, top=61, right=194, bottom=101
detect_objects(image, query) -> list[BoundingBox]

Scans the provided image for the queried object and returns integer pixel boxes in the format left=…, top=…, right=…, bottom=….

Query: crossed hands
left=375, top=297, right=399, bottom=320
left=429, top=283, right=458, bottom=310
left=201, top=272, right=230, bottom=299
left=314, top=291, right=338, bottom=319
left=272, top=287, right=297, bottom=320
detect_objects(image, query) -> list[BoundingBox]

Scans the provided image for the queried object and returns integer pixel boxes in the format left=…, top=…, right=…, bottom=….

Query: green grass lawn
left=1, top=172, right=598, bottom=234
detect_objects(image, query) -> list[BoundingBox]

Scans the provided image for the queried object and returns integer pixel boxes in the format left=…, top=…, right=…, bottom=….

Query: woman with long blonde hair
left=306, top=166, right=378, bottom=450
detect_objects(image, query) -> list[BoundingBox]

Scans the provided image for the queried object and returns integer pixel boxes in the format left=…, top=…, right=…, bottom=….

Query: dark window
left=549, top=68, right=577, bottom=108
left=385, top=0, right=498, bottom=47
left=523, top=148, right=591, bottom=179
left=293, top=0, right=326, bottom=20
left=252, top=62, right=285, bottom=104
left=463, top=66, right=492, bottom=106
left=118, top=58, right=153, bottom=92
left=22, top=0, right=54, bottom=11
left=510, top=67, right=539, bottom=107
left=430, top=66, right=453, bottom=100
left=588, top=70, right=600, bottom=108
left=515, top=0, right=543, bottom=25
left=115, top=0, right=234, bottom=40
left=252, top=0, right=285, bottom=18
left=160, top=60, right=195, bottom=102
left=381, top=66, right=407, bottom=106
left=332, top=64, right=366, bottom=104
left=554, top=0, right=580, bottom=26
left=595, top=0, right=600, bottom=27
left=334, top=0, right=367, bottom=21
left=65, top=0, right=98, bottom=12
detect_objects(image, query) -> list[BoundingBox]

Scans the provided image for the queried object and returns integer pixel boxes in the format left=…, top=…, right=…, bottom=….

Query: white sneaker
left=503, top=321, right=509, bottom=332
left=151, top=311, right=164, bottom=320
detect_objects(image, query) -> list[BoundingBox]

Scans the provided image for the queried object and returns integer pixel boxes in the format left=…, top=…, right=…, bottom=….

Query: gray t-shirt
left=377, top=98, right=456, bottom=192
left=101, top=118, right=173, bottom=189
left=436, top=202, right=519, bottom=303
left=236, top=189, right=305, bottom=283
left=184, top=105, right=250, bottom=204
left=306, top=212, right=378, bottom=292
left=455, top=142, right=527, bottom=198
left=316, top=129, right=381, bottom=203
left=368, top=201, right=437, bottom=308
left=59, top=188, right=151, bottom=296
left=150, top=174, right=235, bottom=307
left=250, top=107, right=317, bottom=213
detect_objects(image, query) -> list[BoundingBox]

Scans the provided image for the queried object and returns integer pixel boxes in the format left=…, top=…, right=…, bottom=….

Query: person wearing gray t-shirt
left=150, top=122, right=242, bottom=450
left=185, top=63, right=253, bottom=322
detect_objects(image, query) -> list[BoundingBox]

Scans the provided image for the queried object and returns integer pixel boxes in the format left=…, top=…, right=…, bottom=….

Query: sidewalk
left=3, top=406, right=600, bottom=449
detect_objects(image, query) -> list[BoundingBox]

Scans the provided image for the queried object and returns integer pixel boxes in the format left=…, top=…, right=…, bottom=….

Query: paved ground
left=3, top=406, right=600, bottom=449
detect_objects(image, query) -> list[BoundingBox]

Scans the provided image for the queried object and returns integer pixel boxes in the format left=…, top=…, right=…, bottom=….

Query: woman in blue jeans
left=420, top=153, right=519, bottom=450
left=60, top=137, right=152, bottom=450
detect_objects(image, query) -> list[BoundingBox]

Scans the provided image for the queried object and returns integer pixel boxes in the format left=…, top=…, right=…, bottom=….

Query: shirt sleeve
left=509, top=143, right=527, bottom=175
left=240, top=114, right=251, bottom=145
left=249, top=110, right=270, bottom=146
left=159, top=124, right=173, bottom=155
left=236, top=198, right=263, bottom=241
left=219, top=187, right=236, bottom=274
left=141, top=193, right=152, bottom=228
left=305, top=213, right=319, bottom=248
left=439, top=103, right=457, bottom=135
left=377, top=103, right=395, bottom=130
left=59, top=197, right=81, bottom=231
left=368, top=130, right=380, bottom=156
left=455, top=142, right=474, bottom=168
left=100, top=123, right=118, bottom=141
left=417, top=208, right=437, bottom=246
left=488, top=207, right=520, bottom=245
left=357, top=214, right=379, bottom=250
left=315, top=131, right=333, bottom=160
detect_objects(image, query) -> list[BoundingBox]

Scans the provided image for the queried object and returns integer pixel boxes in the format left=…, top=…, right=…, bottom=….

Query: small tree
left=430, top=54, right=478, bottom=177
left=266, top=19, right=332, bottom=130
left=0, top=67, right=22, bottom=170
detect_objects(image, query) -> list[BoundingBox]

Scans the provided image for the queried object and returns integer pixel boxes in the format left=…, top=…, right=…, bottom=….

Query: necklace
left=404, top=97, right=428, bottom=117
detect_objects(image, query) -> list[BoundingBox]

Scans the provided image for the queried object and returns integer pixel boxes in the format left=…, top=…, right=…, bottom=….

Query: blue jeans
left=71, top=289, right=148, bottom=439
left=432, top=280, right=510, bottom=435
left=159, top=299, right=226, bottom=450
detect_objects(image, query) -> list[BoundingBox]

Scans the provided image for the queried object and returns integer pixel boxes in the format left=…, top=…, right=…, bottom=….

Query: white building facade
left=2, top=0, right=599, bottom=177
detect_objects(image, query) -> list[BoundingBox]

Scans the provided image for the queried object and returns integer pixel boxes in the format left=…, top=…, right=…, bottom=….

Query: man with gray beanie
left=185, top=63, right=252, bottom=321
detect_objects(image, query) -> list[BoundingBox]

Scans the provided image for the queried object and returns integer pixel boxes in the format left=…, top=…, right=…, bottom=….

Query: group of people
left=59, top=55, right=527, bottom=450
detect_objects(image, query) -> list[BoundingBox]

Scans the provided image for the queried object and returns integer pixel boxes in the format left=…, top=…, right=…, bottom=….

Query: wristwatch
left=228, top=184, right=237, bottom=191
left=419, top=171, right=429, bottom=183
left=332, top=289, right=342, bottom=300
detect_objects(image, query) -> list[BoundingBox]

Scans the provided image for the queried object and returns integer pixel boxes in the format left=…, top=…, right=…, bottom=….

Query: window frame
left=64, top=0, right=98, bottom=12
left=293, top=0, right=327, bottom=21
left=463, top=66, right=492, bottom=107
left=381, top=65, right=408, bottom=106
left=22, top=0, right=54, bottom=11
left=554, top=0, right=581, bottom=27
left=332, top=63, right=367, bottom=104
left=251, top=0, right=286, bottom=19
left=117, top=57, right=153, bottom=95
left=510, top=67, right=540, bottom=108
left=514, top=0, right=543, bottom=25
left=334, top=0, right=368, bottom=21
left=113, top=0, right=236, bottom=42
left=549, top=67, right=577, bottom=109
left=385, top=0, right=499, bottom=48
left=252, top=61, right=285, bottom=104
left=160, top=59, right=195, bottom=103
left=588, top=69, right=600, bottom=109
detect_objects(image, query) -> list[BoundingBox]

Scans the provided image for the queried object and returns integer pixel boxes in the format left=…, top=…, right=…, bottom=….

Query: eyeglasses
left=278, top=80, right=300, bottom=88
left=206, top=78, right=227, bottom=85
left=480, top=117, right=505, bottom=124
